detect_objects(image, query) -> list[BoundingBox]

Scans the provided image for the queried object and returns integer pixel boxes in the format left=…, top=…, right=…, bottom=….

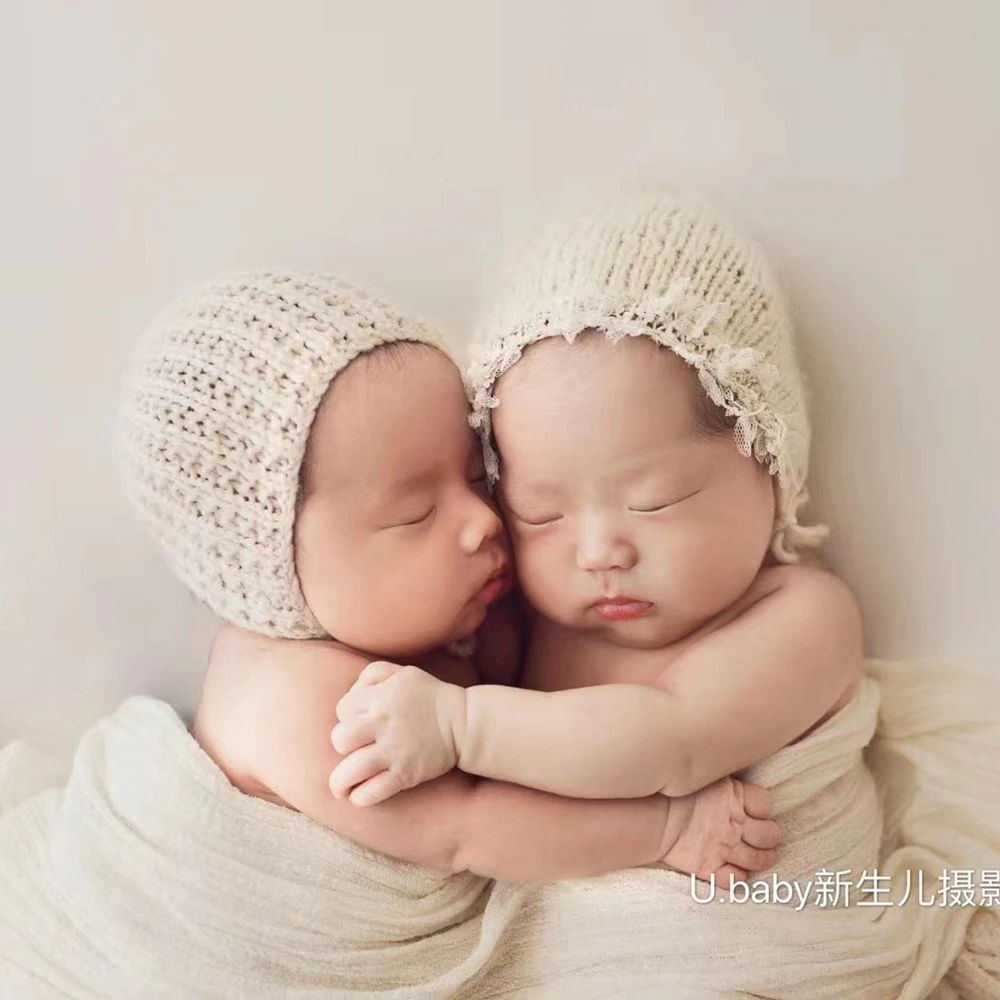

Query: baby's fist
left=330, top=662, right=466, bottom=806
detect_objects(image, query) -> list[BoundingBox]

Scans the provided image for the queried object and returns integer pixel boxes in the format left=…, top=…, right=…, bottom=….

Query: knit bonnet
left=466, top=186, right=828, bottom=563
left=118, top=270, right=443, bottom=637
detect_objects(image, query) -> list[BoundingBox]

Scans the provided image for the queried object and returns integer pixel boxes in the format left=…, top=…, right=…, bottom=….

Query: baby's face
left=294, top=344, right=510, bottom=658
left=493, top=333, right=776, bottom=649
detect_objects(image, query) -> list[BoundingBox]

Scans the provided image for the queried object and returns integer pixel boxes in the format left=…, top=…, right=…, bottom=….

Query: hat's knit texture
left=466, top=187, right=828, bottom=563
left=118, top=270, right=442, bottom=638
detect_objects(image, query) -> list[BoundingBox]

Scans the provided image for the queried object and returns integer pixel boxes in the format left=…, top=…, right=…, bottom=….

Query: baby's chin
left=452, top=610, right=489, bottom=643
left=323, top=607, right=486, bottom=662
left=341, top=602, right=487, bottom=662
left=435, top=601, right=491, bottom=649
left=591, top=620, right=681, bottom=650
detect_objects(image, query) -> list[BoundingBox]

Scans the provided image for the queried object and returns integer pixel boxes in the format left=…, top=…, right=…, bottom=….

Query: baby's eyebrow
left=500, top=472, right=544, bottom=489
left=383, top=468, right=440, bottom=497
left=501, top=479, right=563, bottom=502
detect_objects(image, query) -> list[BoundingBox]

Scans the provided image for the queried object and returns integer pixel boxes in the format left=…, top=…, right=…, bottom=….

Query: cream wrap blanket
left=1, top=659, right=998, bottom=999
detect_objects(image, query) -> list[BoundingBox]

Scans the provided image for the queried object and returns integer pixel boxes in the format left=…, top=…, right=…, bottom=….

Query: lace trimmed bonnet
left=465, top=186, right=828, bottom=563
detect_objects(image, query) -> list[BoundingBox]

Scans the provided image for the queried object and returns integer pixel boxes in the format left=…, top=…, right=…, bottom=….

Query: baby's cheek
left=511, top=535, right=570, bottom=613
left=659, top=524, right=746, bottom=609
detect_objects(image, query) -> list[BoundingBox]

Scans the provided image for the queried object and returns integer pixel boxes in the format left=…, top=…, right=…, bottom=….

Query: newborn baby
left=120, top=270, right=778, bottom=886
left=330, top=189, right=864, bottom=813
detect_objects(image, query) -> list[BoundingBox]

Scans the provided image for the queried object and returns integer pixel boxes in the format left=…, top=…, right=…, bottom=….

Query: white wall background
left=1, top=0, right=997, bottom=756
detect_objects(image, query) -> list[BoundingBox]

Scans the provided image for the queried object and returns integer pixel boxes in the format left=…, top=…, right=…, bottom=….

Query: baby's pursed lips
left=590, top=596, right=654, bottom=621
left=477, top=552, right=511, bottom=592
left=489, top=551, right=510, bottom=582
left=473, top=557, right=513, bottom=606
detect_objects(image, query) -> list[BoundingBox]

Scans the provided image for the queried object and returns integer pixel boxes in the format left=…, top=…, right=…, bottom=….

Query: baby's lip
left=490, top=558, right=511, bottom=588
left=591, top=597, right=653, bottom=621
left=478, top=550, right=510, bottom=587
left=475, top=564, right=512, bottom=605
left=489, top=548, right=510, bottom=580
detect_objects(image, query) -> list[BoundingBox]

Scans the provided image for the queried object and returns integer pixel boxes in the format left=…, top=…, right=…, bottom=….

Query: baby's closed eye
left=627, top=488, right=702, bottom=513
left=505, top=502, right=563, bottom=527
left=378, top=504, right=436, bottom=529
left=499, top=484, right=563, bottom=527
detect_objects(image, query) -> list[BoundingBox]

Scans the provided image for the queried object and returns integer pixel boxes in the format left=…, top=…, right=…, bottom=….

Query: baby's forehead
left=304, top=343, right=473, bottom=488
left=322, top=342, right=461, bottom=419
left=492, top=333, right=715, bottom=478
left=496, top=331, right=700, bottom=421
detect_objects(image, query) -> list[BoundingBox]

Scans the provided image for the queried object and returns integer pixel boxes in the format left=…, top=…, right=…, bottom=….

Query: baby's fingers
left=742, top=817, right=781, bottom=850
left=349, top=771, right=406, bottom=808
left=712, top=865, right=747, bottom=889
left=336, top=685, right=375, bottom=722
left=329, top=745, right=385, bottom=800
left=336, top=663, right=402, bottom=721
left=355, top=661, right=403, bottom=688
left=729, top=841, right=778, bottom=875
left=331, top=717, right=375, bottom=756
left=740, top=782, right=773, bottom=820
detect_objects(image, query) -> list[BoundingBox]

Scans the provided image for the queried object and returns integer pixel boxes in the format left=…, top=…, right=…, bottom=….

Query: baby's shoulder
left=675, top=561, right=861, bottom=670
left=743, top=562, right=864, bottom=688
left=750, top=561, right=861, bottom=615
left=193, top=626, right=369, bottom=800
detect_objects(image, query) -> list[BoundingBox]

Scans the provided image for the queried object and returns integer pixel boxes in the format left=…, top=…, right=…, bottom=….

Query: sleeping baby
left=329, top=188, right=865, bottom=822
left=118, top=269, right=779, bottom=887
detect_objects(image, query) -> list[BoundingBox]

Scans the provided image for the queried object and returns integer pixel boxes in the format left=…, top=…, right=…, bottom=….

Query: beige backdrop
left=1, top=0, right=997, bottom=755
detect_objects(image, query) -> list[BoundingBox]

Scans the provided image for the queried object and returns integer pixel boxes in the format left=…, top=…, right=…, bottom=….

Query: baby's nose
left=576, top=524, right=638, bottom=572
left=460, top=494, right=504, bottom=553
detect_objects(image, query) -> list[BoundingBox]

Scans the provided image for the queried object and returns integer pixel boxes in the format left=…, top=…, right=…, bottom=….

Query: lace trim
left=466, top=280, right=827, bottom=562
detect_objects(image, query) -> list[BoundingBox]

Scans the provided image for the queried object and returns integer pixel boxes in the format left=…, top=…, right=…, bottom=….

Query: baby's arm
left=242, top=643, right=774, bottom=883
left=332, top=567, right=863, bottom=801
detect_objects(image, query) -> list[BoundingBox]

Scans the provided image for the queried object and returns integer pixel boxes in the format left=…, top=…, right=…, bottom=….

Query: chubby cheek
left=511, top=532, right=577, bottom=620
left=352, top=556, right=473, bottom=654
left=297, top=548, right=382, bottom=643
left=657, top=530, right=726, bottom=611
left=663, top=518, right=766, bottom=610
left=296, top=532, right=449, bottom=653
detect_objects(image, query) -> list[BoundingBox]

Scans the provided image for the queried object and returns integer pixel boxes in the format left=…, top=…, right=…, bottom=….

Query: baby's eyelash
left=390, top=506, right=435, bottom=528
left=514, top=511, right=562, bottom=527
left=628, top=489, right=701, bottom=513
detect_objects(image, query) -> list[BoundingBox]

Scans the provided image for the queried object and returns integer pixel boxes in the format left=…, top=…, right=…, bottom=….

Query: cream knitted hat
left=118, top=270, right=443, bottom=638
left=466, top=186, right=828, bottom=563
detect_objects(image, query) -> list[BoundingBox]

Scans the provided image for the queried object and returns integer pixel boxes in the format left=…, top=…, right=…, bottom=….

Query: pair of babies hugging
left=119, top=188, right=863, bottom=887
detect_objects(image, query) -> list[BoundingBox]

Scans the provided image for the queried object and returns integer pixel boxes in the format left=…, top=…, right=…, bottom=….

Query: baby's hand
left=659, top=776, right=780, bottom=886
left=329, top=662, right=465, bottom=806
